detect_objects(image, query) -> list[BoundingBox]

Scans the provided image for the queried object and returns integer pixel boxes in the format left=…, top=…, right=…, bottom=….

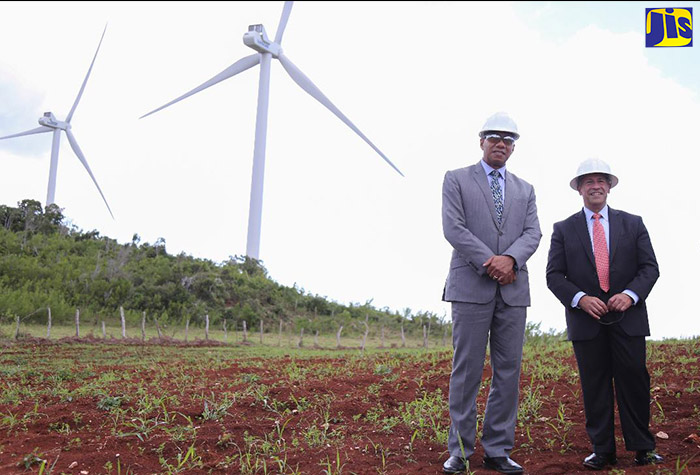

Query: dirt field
left=0, top=337, right=698, bottom=474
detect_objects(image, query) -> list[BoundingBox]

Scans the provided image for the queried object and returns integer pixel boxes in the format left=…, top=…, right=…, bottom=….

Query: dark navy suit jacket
left=546, top=207, right=659, bottom=341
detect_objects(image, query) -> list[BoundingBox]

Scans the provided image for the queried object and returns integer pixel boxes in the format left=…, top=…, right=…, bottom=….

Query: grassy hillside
left=0, top=199, right=443, bottom=337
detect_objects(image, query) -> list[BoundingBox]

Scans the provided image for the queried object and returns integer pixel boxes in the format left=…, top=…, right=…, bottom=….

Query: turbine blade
left=66, top=23, right=107, bottom=123
left=274, top=1, right=294, bottom=44
left=64, top=128, right=115, bottom=219
left=0, top=126, right=52, bottom=140
left=278, top=53, right=404, bottom=177
left=140, top=53, right=261, bottom=119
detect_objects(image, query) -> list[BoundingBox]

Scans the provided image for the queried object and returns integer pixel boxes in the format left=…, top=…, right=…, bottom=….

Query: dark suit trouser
left=448, top=291, right=527, bottom=458
left=572, top=322, right=655, bottom=453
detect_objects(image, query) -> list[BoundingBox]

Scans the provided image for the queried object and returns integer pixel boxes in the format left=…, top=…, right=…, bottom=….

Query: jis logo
left=646, top=8, right=693, bottom=47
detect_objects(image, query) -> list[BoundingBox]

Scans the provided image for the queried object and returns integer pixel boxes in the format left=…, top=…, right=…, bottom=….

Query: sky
left=1, top=1, right=699, bottom=339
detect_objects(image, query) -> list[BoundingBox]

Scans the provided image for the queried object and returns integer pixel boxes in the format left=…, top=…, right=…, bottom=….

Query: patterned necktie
left=489, top=170, right=503, bottom=224
left=592, top=213, right=610, bottom=292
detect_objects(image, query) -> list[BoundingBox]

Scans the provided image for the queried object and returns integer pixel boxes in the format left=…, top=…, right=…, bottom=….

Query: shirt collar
left=481, top=160, right=506, bottom=179
left=583, top=205, right=609, bottom=221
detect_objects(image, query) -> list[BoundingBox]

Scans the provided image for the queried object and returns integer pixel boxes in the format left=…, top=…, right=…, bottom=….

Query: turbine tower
left=0, top=25, right=114, bottom=218
left=141, top=1, right=402, bottom=259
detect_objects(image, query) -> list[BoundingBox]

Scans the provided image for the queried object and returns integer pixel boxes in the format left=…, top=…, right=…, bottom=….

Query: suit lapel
left=472, top=163, right=501, bottom=227
left=501, top=170, right=513, bottom=224
left=608, top=207, right=621, bottom=263
left=573, top=210, right=595, bottom=266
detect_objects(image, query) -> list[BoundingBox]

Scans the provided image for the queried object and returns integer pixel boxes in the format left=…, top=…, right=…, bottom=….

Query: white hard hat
left=479, top=112, right=520, bottom=140
left=570, top=158, right=619, bottom=190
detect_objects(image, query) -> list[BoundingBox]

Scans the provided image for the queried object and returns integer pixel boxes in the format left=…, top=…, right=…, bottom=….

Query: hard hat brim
left=570, top=173, right=619, bottom=190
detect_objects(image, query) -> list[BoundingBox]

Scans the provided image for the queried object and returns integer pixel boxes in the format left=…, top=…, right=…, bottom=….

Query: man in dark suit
left=441, top=112, right=541, bottom=474
left=546, top=158, right=664, bottom=470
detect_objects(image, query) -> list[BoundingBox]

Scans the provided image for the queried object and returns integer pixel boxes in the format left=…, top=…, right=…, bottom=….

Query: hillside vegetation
left=0, top=199, right=443, bottom=336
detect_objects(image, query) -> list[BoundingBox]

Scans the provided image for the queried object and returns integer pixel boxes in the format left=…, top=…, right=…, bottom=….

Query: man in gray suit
left=441, top=112, right=541, bottom=474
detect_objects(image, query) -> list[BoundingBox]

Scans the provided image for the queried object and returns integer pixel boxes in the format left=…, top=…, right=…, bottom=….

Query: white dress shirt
left=481, top=160, right=506, bottom=201
left=571, top=205, right=639, bottom=308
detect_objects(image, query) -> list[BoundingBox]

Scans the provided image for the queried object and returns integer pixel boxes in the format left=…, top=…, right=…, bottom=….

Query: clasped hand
left=579, top=293, right=633, bottom=319
left=483, top=255, right=516, bottom=286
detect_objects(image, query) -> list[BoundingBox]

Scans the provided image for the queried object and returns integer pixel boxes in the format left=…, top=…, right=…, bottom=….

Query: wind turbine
left=141, top=1, right=402, bottom=259
left=0, top=25, right=114, bottom=219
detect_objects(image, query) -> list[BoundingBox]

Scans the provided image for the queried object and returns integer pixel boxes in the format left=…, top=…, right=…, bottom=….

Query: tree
left=43, top=204, right=65, bottom=229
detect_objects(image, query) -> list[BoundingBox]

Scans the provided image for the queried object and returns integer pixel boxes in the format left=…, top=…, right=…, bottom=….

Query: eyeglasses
left=598, top=311, right=626, bottom=326
left=484, top=133, right=516, bottom=145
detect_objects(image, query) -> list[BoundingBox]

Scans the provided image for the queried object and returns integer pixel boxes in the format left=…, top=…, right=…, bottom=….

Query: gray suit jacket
left=442, top=161, right=542, bottom=306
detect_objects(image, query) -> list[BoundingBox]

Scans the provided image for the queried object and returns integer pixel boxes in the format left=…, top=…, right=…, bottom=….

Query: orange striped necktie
left=592, top=213, right=610, bottom=292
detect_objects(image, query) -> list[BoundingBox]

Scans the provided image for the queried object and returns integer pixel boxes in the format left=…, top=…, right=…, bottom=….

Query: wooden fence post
left=141, top=311, right=146, bottom=341
left=101, top=321, right=106, bottom=338
left=14, top=315, right=20, bottom=339
left=260, top=320, right=264, bottom=344
left=154, top=317, right=163, bottom=339
left=120, top=306, right=126, bottom=339
left=401, top=324, right=406, bottom=348
left=185, top=318, right=190, bottom=342
left=361, top=320, right=369, bottom=352
left=205, top=314, right=210, bottom=341
left=297, top=327, right=304, bottom=348
left=242, top=321, right=247, bottom=342
left=336, top=325, right=343, bottom=348
left=223, top=319, right=228, bottom=341
left=46, top=307, right=52, bottom=339
left=75, top=308, right=80, bottom=337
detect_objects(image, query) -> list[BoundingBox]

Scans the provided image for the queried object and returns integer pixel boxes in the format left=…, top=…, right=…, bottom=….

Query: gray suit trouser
left=447, top=292, right=527, bottom=459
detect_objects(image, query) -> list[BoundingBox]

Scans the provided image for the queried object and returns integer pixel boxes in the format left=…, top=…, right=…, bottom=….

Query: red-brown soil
left=0, top=337, right=698, bottom=474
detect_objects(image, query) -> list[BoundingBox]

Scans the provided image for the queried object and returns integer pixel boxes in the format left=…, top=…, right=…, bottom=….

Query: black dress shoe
left=635, top=450, right=664, bottom=465
left=582, top=452, right=617, bottom=470
left=483, top=456, right=523, bottom=474
left=443, top=455, right=468, bottom=474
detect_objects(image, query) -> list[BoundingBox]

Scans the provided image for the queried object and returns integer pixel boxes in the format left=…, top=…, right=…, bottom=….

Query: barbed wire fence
left=2, top=306, right=454, bottom=350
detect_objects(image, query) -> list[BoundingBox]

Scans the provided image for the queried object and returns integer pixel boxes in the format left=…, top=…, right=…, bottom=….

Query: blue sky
left=516, top=2, right=699, bottom=92
left=0, top=1, right=698, bottom=339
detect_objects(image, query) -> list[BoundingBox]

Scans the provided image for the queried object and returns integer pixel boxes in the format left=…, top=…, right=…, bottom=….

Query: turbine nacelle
left=243, top=24, right=281, bottom=57
left=38, top=112, right=69, bottom=130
